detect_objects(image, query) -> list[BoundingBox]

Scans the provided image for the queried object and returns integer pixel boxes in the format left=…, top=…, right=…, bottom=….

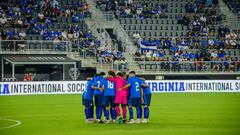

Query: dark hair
left=99, top=72, right=106, bottom=76
left=129, top=71, right=136, bottom=75
left=117, top=72, right=123, bottom=77
left=108, top=70, right=115, bottom=77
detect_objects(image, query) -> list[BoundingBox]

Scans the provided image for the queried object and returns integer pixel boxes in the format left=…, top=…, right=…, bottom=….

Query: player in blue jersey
left=140, top=79, right=152, bottom=123
left=119, top=71, right=143, bottom=124
left=83, top=77, right=94, bottom=123
left=102, top=70, right=117, bottom=123
left=91, top=72, right=105, bottom=123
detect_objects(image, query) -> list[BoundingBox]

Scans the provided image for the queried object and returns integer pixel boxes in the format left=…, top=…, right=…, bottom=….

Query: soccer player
left=141, top=79, right=152, bottom=123
left=107, top=72, right=128, bottom=123
left=91, top=72, right=105, bottom=123
left=119, top=71, right=143, bottom=124
left=102, top=71, right=117, bottom=123
left=83, top=77, right=94, bottom=123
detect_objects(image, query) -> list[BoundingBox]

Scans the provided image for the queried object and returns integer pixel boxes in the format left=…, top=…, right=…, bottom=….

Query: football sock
left=105, top=108, right=110, bottom=120
left=129, top=107, right=133, bottom=120
left=144, top=106, right=149, bottom=119
left=90, top=105, right=94, bottom=118
left=112, top=108, right=117, bottom=120
left=122, top=105, right=127, bottom=119
left=136, top=107, right=142, bottom=119
left=116, top=106, right=120, bottom=117
left=103, top=106, right=106, bottom=118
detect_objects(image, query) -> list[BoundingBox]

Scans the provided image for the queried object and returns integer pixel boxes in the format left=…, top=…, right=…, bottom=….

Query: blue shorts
left=104, top=96, right=116, bottom=107
left=129, top=98, right=141, bottom=107
left=94, top=94, right=103, bottom=106
left=143, top=94, right=152, bottom=106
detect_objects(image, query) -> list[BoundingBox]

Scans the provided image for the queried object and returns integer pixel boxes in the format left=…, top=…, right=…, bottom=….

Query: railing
left=95, top=59, right=240, bottom=74
left=0, top=40, right=72, bottom=54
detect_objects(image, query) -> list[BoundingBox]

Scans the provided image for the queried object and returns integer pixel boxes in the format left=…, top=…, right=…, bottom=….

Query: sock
left=144, top=106, right=149, bottom=119
left=136, top=107, right=141, bottom=119
left=139, top=107, right=142, bottom=119
left=112, top=108, right=116, bottom=120
left=96, top=106, right=99, bottom=119
left=147, top=107, right=150, bottom=119
left=84, top=108, right=88, bottom=119
left=103, top=106, right=106, bottom=118
left=105, top=108, right=110, bottom=120
left=86, top=107, right=91, bottom=119
left=116, top=105, right=120, bottom=117
left=97, top=106, right=102, bottom=120
left=129, top=107, right=133, bottom=120
left=122, top=106, right=127, bottom=119
left=90, top=105, right=94, bottom=119
left=110, top=108, right=113, bottom=119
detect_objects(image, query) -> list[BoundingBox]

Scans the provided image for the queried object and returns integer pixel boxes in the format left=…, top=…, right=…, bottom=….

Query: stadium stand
left=223, top=0, right=240, bottom=16
left=0, top=0, right=240, bottom=81
left=95, top=0, right=240, bottom=73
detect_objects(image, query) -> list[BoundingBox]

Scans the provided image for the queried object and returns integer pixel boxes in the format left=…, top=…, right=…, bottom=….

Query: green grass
left=0, top=93, right=240, bottom=135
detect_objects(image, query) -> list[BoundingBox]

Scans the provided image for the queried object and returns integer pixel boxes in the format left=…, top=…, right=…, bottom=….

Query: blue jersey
left=84, top=79, right=94, bottom=100
left=92, top=76, right=104, bottom=95
left=102, top=78, right=115, bottom=96
left=142, top=80, right=151, bottom=95
left=127, top=76, right=143, bottom=98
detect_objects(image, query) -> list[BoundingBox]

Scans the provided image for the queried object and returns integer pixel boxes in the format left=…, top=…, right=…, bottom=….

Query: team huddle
left=82, top=70, right=152, bottom=124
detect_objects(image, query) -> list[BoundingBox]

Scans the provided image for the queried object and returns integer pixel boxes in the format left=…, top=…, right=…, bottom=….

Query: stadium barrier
left=0, top=80, right=239, bottom=95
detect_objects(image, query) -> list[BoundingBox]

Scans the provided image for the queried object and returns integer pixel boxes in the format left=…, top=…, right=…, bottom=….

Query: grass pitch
left=0, top=93, right=240, bottom=135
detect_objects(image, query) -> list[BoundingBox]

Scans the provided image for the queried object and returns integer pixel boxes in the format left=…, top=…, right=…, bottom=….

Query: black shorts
left=129, top=98, right=141, bottom=107
left=104, top=96, right=116, bottom=107
left=94, top=94, right=103, bottom=106
left=143, top=94, right=152, bottom=106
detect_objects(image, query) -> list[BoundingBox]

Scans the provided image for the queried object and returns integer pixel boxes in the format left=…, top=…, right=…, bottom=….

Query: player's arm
left=118, top=84, right=130, bottom=91
left=106, top=76, right=115, bottom=82
left=91, top=81, right=103, bottom=91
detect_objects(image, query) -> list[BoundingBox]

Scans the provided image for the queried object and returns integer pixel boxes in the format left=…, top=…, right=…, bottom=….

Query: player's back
left=102, top=78, right=115, bottom=96
left=107, top=76, right=127, bottom=96
left=142, top=80, right=151, bottom=95
left=115, top=76, right=127, bottom=96
left=128, top=76, right=142, bottom=98
left=92, top=76, right=104, bottom=95
left=84, top=79, right=94, bottom=100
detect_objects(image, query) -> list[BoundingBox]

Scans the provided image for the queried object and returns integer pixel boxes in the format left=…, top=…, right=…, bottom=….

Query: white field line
left=0, top=118, right=22, bottom=130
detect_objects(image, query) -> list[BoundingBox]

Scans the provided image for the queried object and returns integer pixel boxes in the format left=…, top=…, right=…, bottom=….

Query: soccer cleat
left=105, top=120, right=110, bottom=124
left=96, top=119, right=104, bottom=124
left=89, top=118, right=94, bottom=121
left=122, top=118, right=127, bottom=123
left=141, top=119, right=148, bottom=123
left=128, top=119, right=134, bottom=124
left=85, top=119, right=94, bottom=123
left=112, top=120, right=116, bottom=123
left=136, top=119, right=141, bottom=124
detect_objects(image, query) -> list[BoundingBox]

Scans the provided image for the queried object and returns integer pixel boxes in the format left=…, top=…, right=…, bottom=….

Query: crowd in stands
left=131, top=0, right=240, bottom=72
left=223, top=0, right=240, bottom=16
left=96, top=0, right=168, bottom=18
left=0, top=0, right=119, bottom=65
